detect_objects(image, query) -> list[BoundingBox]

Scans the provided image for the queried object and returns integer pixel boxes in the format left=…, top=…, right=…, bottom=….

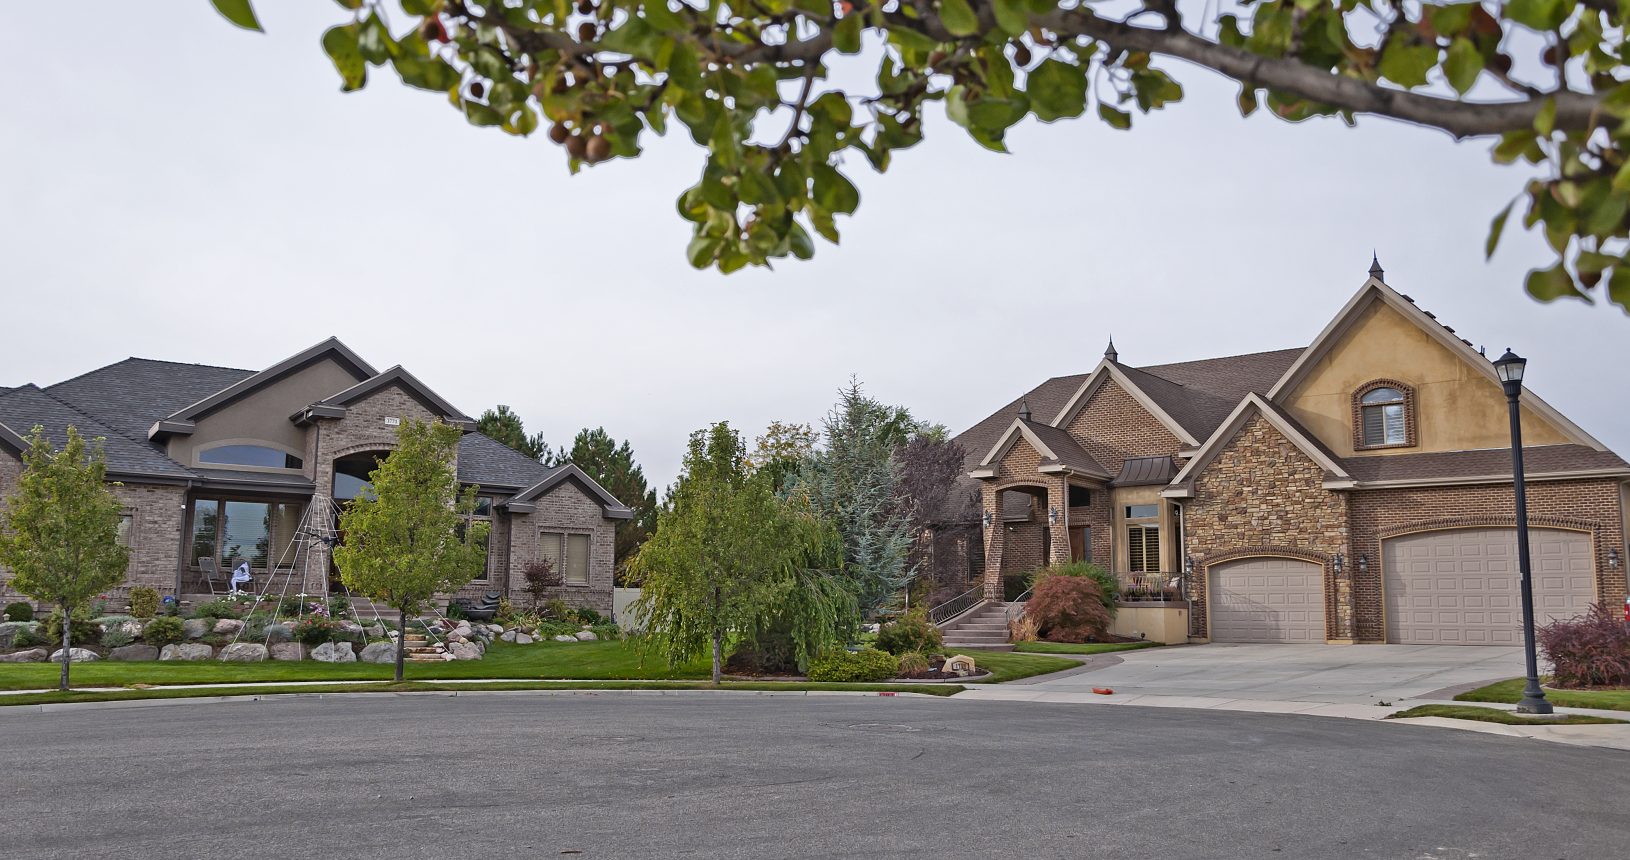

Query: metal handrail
left=928, top=584, right=984, bottom=627
left=1004, top=587, right=1033, bottom=625
left=1115, top=571, right=1185, bottom=603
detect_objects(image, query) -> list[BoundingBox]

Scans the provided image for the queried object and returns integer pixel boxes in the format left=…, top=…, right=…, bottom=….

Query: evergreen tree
left=475, top=405, right=556, bottom=464
left=0, top=427, right=130, bottom=690
left=561, top=427, right=656, bottom=579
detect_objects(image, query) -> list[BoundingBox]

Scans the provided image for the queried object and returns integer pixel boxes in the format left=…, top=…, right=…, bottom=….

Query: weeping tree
left=630, top=422, right=854, bottom=683
left=0, top=427, right=129, bottom=691
left=333, top=419, right=489, bottom=682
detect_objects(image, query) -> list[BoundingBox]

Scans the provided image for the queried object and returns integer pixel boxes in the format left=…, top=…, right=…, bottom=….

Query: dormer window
left=1355, top=382, right=1415, bottom=449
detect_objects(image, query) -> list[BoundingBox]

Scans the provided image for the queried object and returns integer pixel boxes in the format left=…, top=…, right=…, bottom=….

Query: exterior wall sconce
left=1610, top=548, right=1620, bottom=570
left=1358, top=554, right=1369, bottom=575
left=1333, top=553, right=1345, bottom=576
left=1048, top=506, right=1059, bottom=526
left=1184, top=555, right=1195, bottom=575
left=981, top=511, right=993, bottom=529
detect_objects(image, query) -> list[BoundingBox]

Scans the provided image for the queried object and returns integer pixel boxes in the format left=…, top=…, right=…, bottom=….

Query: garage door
left=1383, top=528, right=1595, bottom=646
left=1209, top=557, right=1326, bottom=643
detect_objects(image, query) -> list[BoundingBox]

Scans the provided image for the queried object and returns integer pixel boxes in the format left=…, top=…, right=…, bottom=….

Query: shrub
left=443, top=600, right=467, bottom=621
left=1008, top=614, right=1040, bottom=643
left=574, top=607, right=603, bottom=625
left=192, top=598, right=246, bottom=620
left=12, top=626, right=47, bottom=648
left=494, top=597, right=517, bottom=625
left=1026, top=575, right=1113, bottom=644
left=589, top=622, right=620, bottom=641
left=101, top=626, right=135, bottom=648
left=1539, top=603, right=1630, bottom=689
left=1029, top=561, right=1119, bottom=612
left=897, top=651, right=931, bottom=675
left=327, top=596, right=351, bottom=618
left=522, top=559, right=562, bottom=609
left=541, top=598, right=572, bottom=621
left=293, top=616, right=341, bottom=646
left=45, top=610, right=102, bottom=648
left=807, top=648, right=899, bottom=682
left=3, top=602, right=33, bottom=622
left=128, top=587, right=160, bottom=619
left=142, top=616, right=185, bottom=647
left=876, top=608, right=943, bottom=655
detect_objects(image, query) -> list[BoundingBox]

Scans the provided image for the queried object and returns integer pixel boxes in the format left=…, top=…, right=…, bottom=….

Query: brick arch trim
left=990, top=480, right=1050, bottom=494
left=328, top=441, right=399, bottom=462
left=1352, top=378, right=1418, bottom=450
left=1377, top=516, right=1597, bottom=541
left=1199, top=546, right=1333, bottom=569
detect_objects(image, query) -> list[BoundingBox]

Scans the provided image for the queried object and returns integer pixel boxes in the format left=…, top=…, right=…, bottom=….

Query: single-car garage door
left=1383, top=527, right=1595, bottom=646
left=1209, top=557, right=1326, bottom=643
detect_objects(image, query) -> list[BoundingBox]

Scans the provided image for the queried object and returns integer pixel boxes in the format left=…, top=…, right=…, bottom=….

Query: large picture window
left=539, top=531, right=591, bottom=585
left=188, top=498, right=305, bottom=570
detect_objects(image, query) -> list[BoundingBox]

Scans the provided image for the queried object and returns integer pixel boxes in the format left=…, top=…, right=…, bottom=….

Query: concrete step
left=944, top=632, right=1007, bottom=642
left=942, top=643, right=1015, bottom=652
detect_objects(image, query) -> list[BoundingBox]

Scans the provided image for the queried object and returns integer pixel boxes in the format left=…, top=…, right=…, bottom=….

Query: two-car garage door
left=1383, top=527, right=1595, bottom=645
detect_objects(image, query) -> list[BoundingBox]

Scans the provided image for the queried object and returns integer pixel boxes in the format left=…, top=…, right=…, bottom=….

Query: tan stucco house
left=0, top=339, right=629, bottom=612
left=938, top=263, right=1630, bottom=645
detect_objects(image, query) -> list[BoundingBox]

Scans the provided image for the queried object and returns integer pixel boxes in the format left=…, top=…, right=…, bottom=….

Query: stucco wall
left=167, top=357, right=363, bottom=474
left=1281, top=299, right=1569, bottom=458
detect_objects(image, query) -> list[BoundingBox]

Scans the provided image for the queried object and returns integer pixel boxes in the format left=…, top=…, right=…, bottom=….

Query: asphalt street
left=2, top=693, right=1625, bottom=859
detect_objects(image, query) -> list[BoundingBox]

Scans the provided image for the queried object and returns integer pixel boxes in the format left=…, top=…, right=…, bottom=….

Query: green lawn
left=0, top=679, right=965, bottom=708
left=1387, top=704, right=1626, bottom=725
left=1455, top=679, right=1630, bottom=713
left=963, top=651, right=1078, bottom=683
left=1011, top=641, right=1163, bottom=656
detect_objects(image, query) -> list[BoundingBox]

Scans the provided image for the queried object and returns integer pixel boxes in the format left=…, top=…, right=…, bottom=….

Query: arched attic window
left=1354, top=382, right=1416, bottom=450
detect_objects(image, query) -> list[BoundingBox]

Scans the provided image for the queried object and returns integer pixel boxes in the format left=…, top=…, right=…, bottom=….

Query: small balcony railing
left=1114, top=571, right=1185, bottom=603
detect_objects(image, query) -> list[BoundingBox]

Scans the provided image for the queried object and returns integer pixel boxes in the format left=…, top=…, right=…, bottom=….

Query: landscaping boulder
left=160, top=643, right=214, bottom=661
left=0, top=648, right=47, bottom=663
left=449, top=641, right=481, bottom=660
left=182, top=618, right=210, bottom=640
left=49, top=648, right=100, bottom=663
left=553, top=635, right=577, bottom=643
left=311, top=641, right=356, bottom=663
left=359, top=642, right=396, bottom=664
left=364, top=624, right=386, bottom=639
left=270, top=642, right=305, bottom=661
left=0, top=621, right=39, bottom=649
left=213, top=618, right=244, bottom=635
left=573, top=630, right=598, bottom=641
left=219, top=643, right=268, bottom=662
left=110, top=644, right=159, bottom=662
left=263, top=624, right=293, bottom=644
left=486, top=623, right=504, bottom=635
left=514, top=633, right=534, bottom=645
left=499, top=629, right=519, bottom=643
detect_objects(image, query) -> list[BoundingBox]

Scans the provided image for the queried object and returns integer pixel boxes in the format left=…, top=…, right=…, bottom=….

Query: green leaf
left=992, top=0, right=1028, bottom=37
left=322, top=24, right=367, bottom=92
left=686, top=234, right=721, bottom=269
left=1486, top=200, right=1514, bottom=259
left=1237, top=85, right=1259, bottom=118
left=1534, top=97, right=1557, bottom=135
left=834, top=14, right=863, bottom=54
left=811, top=164, right=859, bottom=215
left=1525, top=264, right=1584, bottom=302
left=1608, top=265, right=1630, bottom=312
left=1443, top=38, right=1483, bottom=95
left=738, top=169, right=782, bottom=206
left=1377, top=37, right=1438, bottom=88
left=937, top=0, right=980, bottom=38
left=1027, top=59, right=1088, bottom=122
left=210, top=0, right=263, bottom=32
left=644, top=0, right=684, bottom=31
left=1425, top=3, right=1476, bottom=36
left=1097, top=102, right=1131, bottom=130
left=787, top=222, right=815, bottom=260
left=1506, top=0, right=1569, bottom=32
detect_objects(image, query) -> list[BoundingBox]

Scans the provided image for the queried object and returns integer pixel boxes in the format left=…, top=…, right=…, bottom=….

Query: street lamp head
left=1493, top=348, right=1527, bottom=395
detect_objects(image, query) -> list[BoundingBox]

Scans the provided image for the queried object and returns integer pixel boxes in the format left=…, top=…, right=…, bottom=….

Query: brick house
left=0, top=339, right=629, bottom=613
left=938, top=263, right=1630, bottom=645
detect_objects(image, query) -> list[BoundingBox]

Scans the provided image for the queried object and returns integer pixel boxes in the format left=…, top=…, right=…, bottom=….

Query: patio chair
left=199, top=558, right=225, bottom=596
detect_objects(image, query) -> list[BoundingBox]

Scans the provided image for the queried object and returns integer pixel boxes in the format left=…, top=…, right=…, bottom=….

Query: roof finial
left=1017, top=400, right=1032, bottom=422
left=1104, top=335, right=1118, bottom=363
left=1368, top=251, right=1385, bottom=281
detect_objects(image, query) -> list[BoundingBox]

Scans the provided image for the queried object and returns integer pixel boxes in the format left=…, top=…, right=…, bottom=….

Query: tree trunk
left=58, top=601, right=71, bottom=692
left=395, top=605, right=408, bottom=683
left=711, top=627, right=722, bottom=686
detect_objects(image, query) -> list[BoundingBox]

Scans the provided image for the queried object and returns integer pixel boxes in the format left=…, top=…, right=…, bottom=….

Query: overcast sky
left=2, top=3, right=1625, bottom=489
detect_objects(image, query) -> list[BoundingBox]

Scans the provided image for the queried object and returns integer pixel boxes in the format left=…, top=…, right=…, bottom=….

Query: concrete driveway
left=1019, top=643, right=1526, bottom=705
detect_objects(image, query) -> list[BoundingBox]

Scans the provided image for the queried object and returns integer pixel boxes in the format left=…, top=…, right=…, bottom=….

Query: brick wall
left=0, top=451, right=19, bottom=603
left=1184, top=414, right=1351, bottom=640
left=112, top=482, right=186, bottom=600
left=506, top=481, right=615, bottom=613
left=1348, top=478, right=1628, bottom=642
left=1063, top=378, right=1185, bottom=475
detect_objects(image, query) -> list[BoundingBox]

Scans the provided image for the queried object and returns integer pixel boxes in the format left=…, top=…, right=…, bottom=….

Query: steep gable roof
left=304, top=365, right=474, bottom=429
left=1164, top=393, right=1353, bottom=498
left=1048, top=360, right=1203, bottom=447
left=1123, top=348, right=1306, bottom=440
left=152, top=338, right=377, bottom=439
left=1267, top=277, right=1607, bottom=451
left=972, top=417, right=1110, bottom=480
left=505, top=463, right=633, bottom=519
left=0, top=386, right=194, bottom=479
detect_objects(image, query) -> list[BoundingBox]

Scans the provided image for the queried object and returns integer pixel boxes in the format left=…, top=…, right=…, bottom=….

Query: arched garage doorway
left=1382, top=527, right=1595, bottom=645
left=1207, top=557, right=1325, bottom=644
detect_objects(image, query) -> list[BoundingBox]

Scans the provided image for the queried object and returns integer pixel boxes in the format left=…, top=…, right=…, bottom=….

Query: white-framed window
left=539, top=531, right=591, bottom=585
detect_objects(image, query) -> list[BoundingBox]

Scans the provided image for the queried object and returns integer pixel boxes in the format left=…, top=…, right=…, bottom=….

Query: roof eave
left=1351, top=467, right=1630, bottom=490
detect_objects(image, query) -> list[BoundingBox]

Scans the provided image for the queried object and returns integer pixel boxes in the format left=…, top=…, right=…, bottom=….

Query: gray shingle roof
left=0, top=385, right=194, bottom=479
left=1341, top=445, right=1630, bottom=483
left=457, top=432, right=559, bottom=490
left=1022, top=419, right=1109, bottom=478
left=46, top=358, right=254, bottom=444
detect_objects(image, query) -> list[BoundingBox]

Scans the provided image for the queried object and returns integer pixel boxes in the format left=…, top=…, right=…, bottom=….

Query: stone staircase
left=401, top=631, right=450, bottom=663
left=939, top=601, right=1015, bottom=651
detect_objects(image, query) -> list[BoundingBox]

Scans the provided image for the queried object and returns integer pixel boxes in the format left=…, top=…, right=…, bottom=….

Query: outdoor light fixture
left=1333, top=553, right=1344, bottom=576
left=1184, top=555, right=1194, bottom=575
left=1358, top=554, right=1369, bottom=575
left=982, top=511, right=993, bottom=529
left=1610, top=548, right=1620, bottom=570
left=1048, top=506, right=1059, bottom=526
left=1496, top=348, right=1551, bottom=715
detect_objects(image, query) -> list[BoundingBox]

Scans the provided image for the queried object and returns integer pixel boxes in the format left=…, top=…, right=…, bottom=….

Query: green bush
left=192, top=598, right=246, bottom=620
left=101, top=626, right=135, bottom=649
left=875, top=608, right=943, bottom=655
left=897, top=651, right=931, bottom=675
left=589, top=622, right=621, bottom=641
left=574, top=607, right=603, bottom=625
left=541, top=598, right=572, bottom=621
left=5, top=601, right=35, bottom=622
left=142, top=616, right=186, bottom=647
left=807, top=648, right=900, bottom=683
left=293, top=616, right=340, bottom=646
left=45, top=610, right=102, bottom=648
left=12, top=626, right=47, bottom=648
left=1029, top=561, right=1119, bottom=612
left=327, top=596, right=351, bottom=618
left=532, top=620, right=580, bottom=638
left=128, top=587, right=160, bottom=619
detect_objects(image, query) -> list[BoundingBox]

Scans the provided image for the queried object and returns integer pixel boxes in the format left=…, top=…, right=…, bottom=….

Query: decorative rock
left=160, top=643, right=214, bottom=661
left=500, top=629, right=519, bottom=643
left=0, top=648, right=47, bottom=663
left=213, top=618, right=244, bottom=635
left=359, top=642, right=397, bottom=664
left=110, top=644, right=160, bottom=661
left=449, top=641, right=481, bottom=660
left=114, top=620, right=145, bottom=638
left=573, top=630, right=597, bottom=641
left=0, top=621, right=40, bottom=650
left=365, top=625, right=386, bottom=639
left=486, top=624, right=504, bottom=635
left=942, top=654, right=978, bottom=677
left=338, top=621, right=365, bottom=634
left=49, top=648, right=100, bottom=663
left=218, top=642, right=268, bottom=662
left=182, top=618, right=210, bottom=640
left=263, top=624, right=293, bottom=643
left=311, top=641, right=356, bottom=663
left=514, top=633, right=534, bottom=645
left=270, top=642, right=305, bottom=661
left=553, top=634, right=577, bottom=643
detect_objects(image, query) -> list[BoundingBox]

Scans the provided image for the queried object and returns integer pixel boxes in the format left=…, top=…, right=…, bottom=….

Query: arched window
left=198, top=444, right=303, bottom=470
left=1359, top=386, right=1409, bottom=447
left=333, top=451, right=388, bottom=501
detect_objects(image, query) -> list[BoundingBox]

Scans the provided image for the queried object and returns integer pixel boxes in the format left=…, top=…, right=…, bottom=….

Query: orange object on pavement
left=1092, top=687, right=1114, bottom=695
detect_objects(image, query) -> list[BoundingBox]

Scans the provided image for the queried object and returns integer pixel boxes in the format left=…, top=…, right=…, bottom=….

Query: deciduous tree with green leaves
left=333, top=419, right=489, bottom=681
left=629, top=422, right=852, bottom=682
left=214, top=0, right=1630, bottom=309
left=0, top=427, right=130, bottom=691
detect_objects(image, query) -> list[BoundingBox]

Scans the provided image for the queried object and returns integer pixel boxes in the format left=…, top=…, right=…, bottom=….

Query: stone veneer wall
left=1347, top=478, right=1628, bottom=643
left=1183, top=414, right=1352, bottom=640
left=506, top=482, right=616, bottom=613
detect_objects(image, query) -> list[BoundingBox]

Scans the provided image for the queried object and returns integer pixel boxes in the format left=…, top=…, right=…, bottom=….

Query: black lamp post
left=1493, top=348, right=1552, bottom=714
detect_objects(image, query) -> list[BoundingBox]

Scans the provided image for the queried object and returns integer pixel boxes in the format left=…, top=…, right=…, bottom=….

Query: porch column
left=981, top=485, right=1004, bottom=601
left=1046, top=478, right=1072, bottom=566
